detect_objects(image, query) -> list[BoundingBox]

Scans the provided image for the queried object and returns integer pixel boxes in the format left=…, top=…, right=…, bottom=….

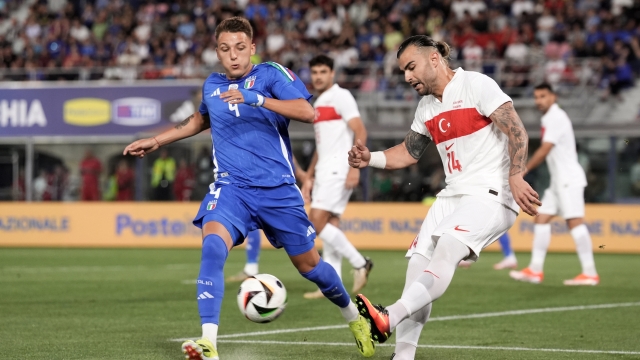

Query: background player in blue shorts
left=123, top=17, right=374, bottom=360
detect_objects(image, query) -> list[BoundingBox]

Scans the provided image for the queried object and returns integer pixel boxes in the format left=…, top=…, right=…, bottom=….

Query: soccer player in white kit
left=348, top=35, right=540, bottom=360
left=301, top=55, right=374, bottom=299
left=510, top=83, right=599, bottom=286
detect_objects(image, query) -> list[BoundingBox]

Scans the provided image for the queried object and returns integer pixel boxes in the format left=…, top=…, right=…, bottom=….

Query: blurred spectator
left=116, top=160, right=135, bottom=201
left=505, top=34, right=529, bottom=65
left=12, top=169, right=25, bottom=201
left=80, top=149, right=102, bottom=201
left=462, top=38, right=483, bottom=73
left=33, top=169, right=53, bottom=201
left=631, top=155, right=640, bottom=195
left=51, top=165, right=69, bottom=201
left=151, top=148, right=175, bottom=201
left=174, top=159, right=195, bottom=202
left=194, top=146, right=213, bottom=201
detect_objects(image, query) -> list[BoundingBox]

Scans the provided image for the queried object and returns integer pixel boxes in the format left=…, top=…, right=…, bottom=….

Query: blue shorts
left=193, top=183, right=316, bottom=256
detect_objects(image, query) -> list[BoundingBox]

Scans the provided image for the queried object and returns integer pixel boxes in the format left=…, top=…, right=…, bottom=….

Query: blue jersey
left=199, top=62, right=312, bottom=187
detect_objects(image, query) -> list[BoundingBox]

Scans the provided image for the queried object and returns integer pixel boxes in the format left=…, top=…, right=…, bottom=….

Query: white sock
left=202, top=323, right=218, bottom=348
left=243, top=262, right=258, bottom=276
left=394, top=254, right=432, bottom=359
left=505, top=253, right=517, bottom=263
left=340, top=301, right=360, bottom=322
left=322, top=243, right=342, bottom=281
left=529, top=224, right=551, bottom=273
left=570, top=224, right=598, bottom=276
left=393, top=235, right=468, bottom=329
left=394, top=304, right=431, bottom=360
left=388, top=300, right=412, bottom=330
left=319, top=224, right=366, bottom=269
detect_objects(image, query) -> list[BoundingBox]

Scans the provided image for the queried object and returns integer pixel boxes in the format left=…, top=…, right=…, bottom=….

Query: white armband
left=368, top=151, right=386, bottom=169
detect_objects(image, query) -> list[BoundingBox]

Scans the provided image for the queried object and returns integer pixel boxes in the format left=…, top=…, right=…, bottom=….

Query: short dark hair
left=534, top=83, right=555, bottom=93
left=397, top=35, right=451, bottom=60
left=215, top=16, right=253, bottom=40
left=309, top=54, right=334, bottom=70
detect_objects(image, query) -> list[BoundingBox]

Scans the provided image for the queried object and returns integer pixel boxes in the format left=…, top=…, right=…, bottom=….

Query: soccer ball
left=237, top=274, right=287, bottom=323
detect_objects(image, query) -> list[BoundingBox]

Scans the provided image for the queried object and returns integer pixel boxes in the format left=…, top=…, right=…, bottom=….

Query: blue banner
left=0, top=82, right=201, bottom=136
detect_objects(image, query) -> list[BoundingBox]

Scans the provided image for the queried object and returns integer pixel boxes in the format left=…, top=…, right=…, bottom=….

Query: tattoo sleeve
left=403, top=130, right=431, bottom=160
left=489, top=102, right=529, bottom=176
left=174, top=114, right=194, bottom=130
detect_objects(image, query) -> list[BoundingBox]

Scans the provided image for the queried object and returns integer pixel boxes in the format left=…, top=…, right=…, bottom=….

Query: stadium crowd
left=0, top=0, right=639, bottom=96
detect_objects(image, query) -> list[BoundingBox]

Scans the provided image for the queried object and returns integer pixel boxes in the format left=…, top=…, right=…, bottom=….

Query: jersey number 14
left=446, top=151, right=462, bottom=173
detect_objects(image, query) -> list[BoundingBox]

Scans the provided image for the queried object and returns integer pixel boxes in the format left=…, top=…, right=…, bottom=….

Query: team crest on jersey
left=244, top=76, right=256, bottom=89
left=207, top=200, right=217, bottom=210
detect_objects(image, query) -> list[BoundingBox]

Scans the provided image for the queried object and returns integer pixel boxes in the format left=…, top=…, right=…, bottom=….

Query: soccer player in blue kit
left=122, top=17, right=374, bottom=360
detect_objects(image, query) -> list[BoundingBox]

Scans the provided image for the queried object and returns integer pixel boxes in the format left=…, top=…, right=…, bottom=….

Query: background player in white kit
left=301, top=54, right=374, bottom=299
left=348, top=35, right=540, bottom=360
left=510, top=83, right=599, bottom=286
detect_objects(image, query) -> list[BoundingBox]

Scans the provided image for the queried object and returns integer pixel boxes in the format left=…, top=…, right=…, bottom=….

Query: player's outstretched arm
left=348, top=130, right=430, bottom=170
left=221, top=89, right=315, bottom=123
left=263, top=98, right=315, bottom=123
left=490, top=102, right=541, bottom=216
left=123, top=112, right=210, bottom=158
left=524, top=142, right=554, bottom=175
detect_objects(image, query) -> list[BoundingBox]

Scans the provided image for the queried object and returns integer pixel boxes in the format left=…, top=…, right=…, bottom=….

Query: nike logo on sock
left=454, top=225, right=469, bottom=232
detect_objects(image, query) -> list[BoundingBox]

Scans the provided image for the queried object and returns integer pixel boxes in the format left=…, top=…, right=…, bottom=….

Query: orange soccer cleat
left=509, top=267, right=544, bottom=284
left=563, top=273, right=599, bottom=286
left=355, top=294, right=392, bottom=343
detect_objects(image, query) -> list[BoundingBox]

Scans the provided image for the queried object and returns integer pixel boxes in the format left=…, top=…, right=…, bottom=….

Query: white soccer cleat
left=493, top=256, right=518, bottom=270
left=563, top=274, right=599, bottom=286
left=303, top=289, right=325, bottom=299
left=352, top=257, right=374, bottom=293
left=509, top=267, right=543, bottom=284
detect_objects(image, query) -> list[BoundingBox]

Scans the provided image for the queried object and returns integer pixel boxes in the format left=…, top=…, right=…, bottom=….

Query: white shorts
left=311, top=178, right=352, bottom=215
left=538, top=185, right=585, bottom=219
left=405, top=195, right=517, bottom=262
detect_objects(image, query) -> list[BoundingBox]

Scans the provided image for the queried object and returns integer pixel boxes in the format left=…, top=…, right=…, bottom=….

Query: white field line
left=1, top=263, right=196, bottom=273
left=215, top=339, right=640, bottom=355
left=170, top=301, right=640, bottom=342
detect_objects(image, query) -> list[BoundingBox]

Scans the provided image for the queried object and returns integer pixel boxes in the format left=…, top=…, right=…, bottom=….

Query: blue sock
left=499, top=232, right=513, bottom=257
left=246, top=230, right=261, bottom=264
left=197, top=234, right=228, bottom=325
left=300, top=258, right=350, bottom=308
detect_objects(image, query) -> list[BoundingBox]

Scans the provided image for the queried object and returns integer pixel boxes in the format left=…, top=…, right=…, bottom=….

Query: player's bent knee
left=202, top=234, right=230, bottom=263
left=202, top=221, right=234, bottom=251
left=566, top=217, right=584, bottom=229
left=309, top=209, right=331, bottom=233
left=289, top=248, right=320, bottom=273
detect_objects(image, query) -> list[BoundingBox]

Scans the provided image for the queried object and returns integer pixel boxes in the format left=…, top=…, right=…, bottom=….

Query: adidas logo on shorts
left=306, top=226, right=316, bottom=237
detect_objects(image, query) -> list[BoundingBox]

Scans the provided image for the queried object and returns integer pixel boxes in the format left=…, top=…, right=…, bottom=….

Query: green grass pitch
left=1, top=248, right=639, bottom=359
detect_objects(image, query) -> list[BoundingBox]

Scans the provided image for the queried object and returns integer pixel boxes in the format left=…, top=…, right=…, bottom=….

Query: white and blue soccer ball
left=237, top=274, right=287, bottom=323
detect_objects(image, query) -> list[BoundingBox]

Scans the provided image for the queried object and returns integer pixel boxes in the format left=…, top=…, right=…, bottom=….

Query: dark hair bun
left=436, top=41, right=450, bottom=59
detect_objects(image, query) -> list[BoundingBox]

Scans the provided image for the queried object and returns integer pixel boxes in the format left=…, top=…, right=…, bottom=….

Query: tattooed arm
left=490, top=102, right=541, bottom=216
left=123, top=112, right=210, bottom=158
left=348, top=130, right=431, bottom=170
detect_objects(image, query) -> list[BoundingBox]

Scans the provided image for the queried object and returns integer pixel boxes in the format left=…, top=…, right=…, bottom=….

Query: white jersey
left=411, top=68, right=518, bottom=211
left=313, top=83, right=360, bottom=179
left=541, top=103, right=587, bottom=188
